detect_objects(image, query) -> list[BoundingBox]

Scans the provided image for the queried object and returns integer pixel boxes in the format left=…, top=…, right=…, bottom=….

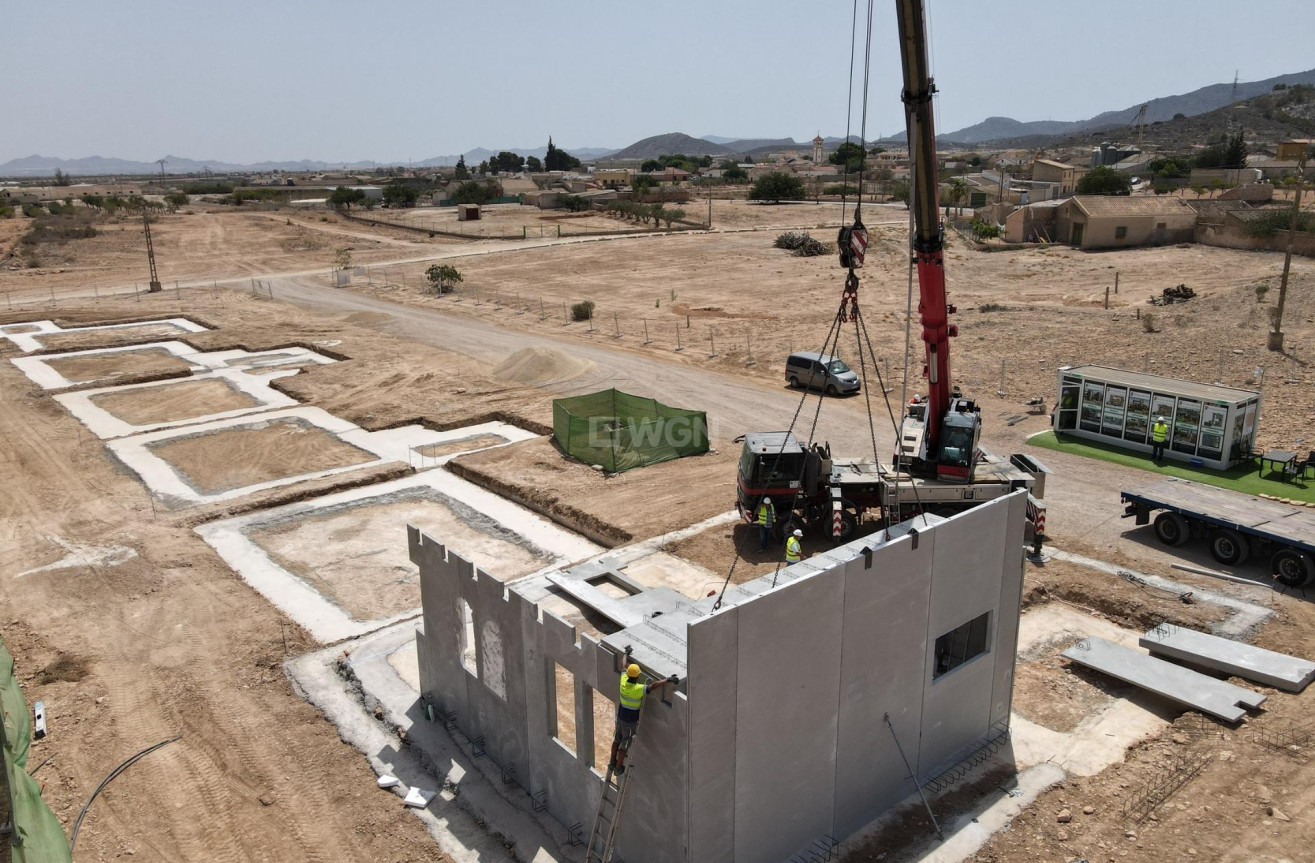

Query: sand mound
left=493, top=346, right=596, bottom=386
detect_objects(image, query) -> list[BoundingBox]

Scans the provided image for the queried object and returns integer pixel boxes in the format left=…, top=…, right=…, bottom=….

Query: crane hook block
left=837, top=221, right=868, bottom=270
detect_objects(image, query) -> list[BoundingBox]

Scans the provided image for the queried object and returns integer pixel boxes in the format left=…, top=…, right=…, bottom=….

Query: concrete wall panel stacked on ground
left=410, top=527, right=689, bottom=863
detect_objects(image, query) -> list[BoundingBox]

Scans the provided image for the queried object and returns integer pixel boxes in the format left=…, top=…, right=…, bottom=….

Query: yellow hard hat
left=626, top=663, right=641, bottom=678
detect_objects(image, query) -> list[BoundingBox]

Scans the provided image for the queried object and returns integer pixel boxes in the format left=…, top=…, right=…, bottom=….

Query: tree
left=632, top=174, right=658, bottom=196
left=748, top=172, right=806, bottom=203
left=723, top=165, right=748, bottom=182
left=525, top=155, right=543, bottom=173
left=453, top=156, right=470, bottom=180
left=382, top=183, right=418, bottom=207
left=544, top=137, right=581, bottom=171
left=947, top=177, right=968, bottom=214
left=829, top=141, right=865, bottom=172
left=494, top=151, right=525, bottom=173
left=329, top=186, right=366, bottom=209
left=451, top=180, right=502, bottom=205
left=164, top=192, right=189, bottom=212
left=425, top=264, right=463, bottom=293
left=641, top=159, right=663, bottom=173
left=1076, top=166, right=1131, bottom=196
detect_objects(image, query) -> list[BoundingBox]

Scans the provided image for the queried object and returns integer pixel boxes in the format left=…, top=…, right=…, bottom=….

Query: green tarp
left=553, top=388, right=708, bottom=473
left=1, top=637, right=72, bottom=863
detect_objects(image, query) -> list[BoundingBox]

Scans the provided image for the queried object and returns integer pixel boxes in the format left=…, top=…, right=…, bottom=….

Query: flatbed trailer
left=1121, top=477, right=1315, bottom=586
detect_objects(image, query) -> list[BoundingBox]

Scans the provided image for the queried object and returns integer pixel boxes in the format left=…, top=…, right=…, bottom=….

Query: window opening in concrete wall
left=458, top=597, right=478, bottom=677
left=552, top=661, right=577, bottom=755
left=933, top=611, right=990, bottom=679
left=590, top=685, right=616, bottom=770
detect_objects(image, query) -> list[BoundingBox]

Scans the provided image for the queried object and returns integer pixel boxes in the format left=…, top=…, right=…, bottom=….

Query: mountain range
left=4, top=67, right=1312, bottom=178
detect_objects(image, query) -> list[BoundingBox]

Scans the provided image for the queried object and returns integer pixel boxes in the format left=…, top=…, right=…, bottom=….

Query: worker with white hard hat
left=754, top=495, right=776, bottom=552
left=785, top=528, right=804, bottom=563
left=1151, top=415, right=1169, bottom=462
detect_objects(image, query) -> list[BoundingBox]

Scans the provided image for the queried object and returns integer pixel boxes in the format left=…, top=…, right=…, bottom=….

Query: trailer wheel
left=1208, top=529, right=1250, bottom=566
left=1153, top=512, right=1191, bottom=547
left=1272, top=549, right=1315, bottom=588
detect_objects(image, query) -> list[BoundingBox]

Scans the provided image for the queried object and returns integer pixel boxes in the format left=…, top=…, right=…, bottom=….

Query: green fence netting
left=1, top=637, right=72, bottom=863
left=553, top=388, right=708, bottom=473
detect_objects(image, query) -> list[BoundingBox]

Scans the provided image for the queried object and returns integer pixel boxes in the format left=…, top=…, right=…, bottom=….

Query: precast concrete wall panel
left=732, top=573, right=844, bottom=863
left=833, top=533, right=934, bottom=835
left=686, top=605, right=740, bottom=863
left=989, top=495, right=1028, bottom=729
left=920, top=502, right=1011, bottom=775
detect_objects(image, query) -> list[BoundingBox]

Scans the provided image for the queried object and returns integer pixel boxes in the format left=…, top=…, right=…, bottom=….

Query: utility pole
left=143, top=211, right=162, bottom=292
left=1269, top=148, right=1306, bottom=352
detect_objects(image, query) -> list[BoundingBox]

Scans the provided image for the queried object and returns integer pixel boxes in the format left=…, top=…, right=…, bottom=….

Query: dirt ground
left=148, top=417, right=376, bottom=495
left=248, top=492, right=551, bottom=621
left=89, top=376, right=259, bottom=425
left=446, top=436, right=738, bottom=546
left=44, top=346, right=195, bottom=384
left=4, top=197, right=1315, bottom=863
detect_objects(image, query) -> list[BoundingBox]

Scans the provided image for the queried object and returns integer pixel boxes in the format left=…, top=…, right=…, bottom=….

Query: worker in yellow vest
left=755, top=496, right=776, bottom=552
left=1151, top=415, right=1169, bottom=462
left=609, top=663, right=679, bottom=776
left=785, top=528, right=804, bottom=563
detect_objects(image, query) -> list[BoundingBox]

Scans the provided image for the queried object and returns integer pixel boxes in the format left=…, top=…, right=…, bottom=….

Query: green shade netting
left=553, top=388, right=708, bottom=472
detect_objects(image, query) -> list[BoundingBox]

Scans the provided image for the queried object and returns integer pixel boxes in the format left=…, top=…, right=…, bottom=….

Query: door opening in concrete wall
left=590, top=685, right=616, bottom=770
left=457, top=597, right=477, bottom=677
left=552, top=661, right=577, bottom=755
left=933, top=611, right=990, bottom=679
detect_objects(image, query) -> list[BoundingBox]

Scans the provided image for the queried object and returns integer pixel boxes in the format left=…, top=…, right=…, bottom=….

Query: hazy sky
left=4, top=0, right=1312, bottom=163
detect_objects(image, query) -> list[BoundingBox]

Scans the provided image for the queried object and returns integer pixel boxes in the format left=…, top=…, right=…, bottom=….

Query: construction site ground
left=1, top=200, right=1313, bottom=863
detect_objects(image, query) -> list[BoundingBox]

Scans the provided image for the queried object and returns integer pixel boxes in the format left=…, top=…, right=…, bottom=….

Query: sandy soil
left=89, top=377, right=259, bottom=425
left=44, top=346, right=194, bottom=384
left=32, top=320, right=192, bottom=351
left=447, top=437, right=738, bottom=545
left=325, top=226, right=1315, bottom=450
left=148, top=417, right=377, bottom=495
left=248, top=492, right=552, bottom=621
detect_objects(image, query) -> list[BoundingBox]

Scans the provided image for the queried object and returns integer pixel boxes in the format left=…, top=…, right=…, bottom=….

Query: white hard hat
left=792, top=529, right=803, bottom=537
left=763, top=496, right=771, bottom=504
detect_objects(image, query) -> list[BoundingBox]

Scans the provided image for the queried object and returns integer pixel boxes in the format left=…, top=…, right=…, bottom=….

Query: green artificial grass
left=1028, top=430, right=1315, bottom=503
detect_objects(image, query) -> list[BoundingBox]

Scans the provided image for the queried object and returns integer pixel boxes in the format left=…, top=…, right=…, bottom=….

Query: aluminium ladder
left=584, top=699, right=646, bottom=863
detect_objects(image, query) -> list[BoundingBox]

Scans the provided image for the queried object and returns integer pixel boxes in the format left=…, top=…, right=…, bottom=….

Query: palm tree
left=948, top=177, right=968, bottom=215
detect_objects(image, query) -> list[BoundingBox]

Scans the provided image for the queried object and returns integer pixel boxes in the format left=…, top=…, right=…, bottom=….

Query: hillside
left=984, top=85, right=1315, bottom=151
left=607, top=133, right=731, bottom=160
left=938, top=67, right=1315, bottom=144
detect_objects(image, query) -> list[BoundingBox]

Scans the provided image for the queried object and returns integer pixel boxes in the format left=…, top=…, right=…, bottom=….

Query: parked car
left=784, top=351, right=861, bottom=395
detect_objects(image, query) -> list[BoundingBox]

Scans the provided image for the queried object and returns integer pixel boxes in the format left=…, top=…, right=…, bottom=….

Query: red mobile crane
left=735, top=0, right=1048, bottom=541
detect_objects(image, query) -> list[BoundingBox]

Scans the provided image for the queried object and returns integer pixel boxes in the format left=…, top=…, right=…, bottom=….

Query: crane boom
left=895, top=0, right=978, bottom=481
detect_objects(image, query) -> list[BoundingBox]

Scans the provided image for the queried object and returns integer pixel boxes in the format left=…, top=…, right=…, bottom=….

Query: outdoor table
left=1261, top=449, right=1296, bottom=480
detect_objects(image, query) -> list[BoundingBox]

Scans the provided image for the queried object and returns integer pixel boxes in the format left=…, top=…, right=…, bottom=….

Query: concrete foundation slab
left=0, top=317, right=208, bottom=352
left=1140, top=623, right=1315, bottom=693
left=54, top=366, right=303, bottom=438
left=1061, top=636, right=1266, bottom=723
left=11, top=340, right=334, bottom=389
left=197, top=451, right=598, bottom=642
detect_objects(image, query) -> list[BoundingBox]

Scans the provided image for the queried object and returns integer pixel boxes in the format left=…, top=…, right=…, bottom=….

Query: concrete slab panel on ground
left=1061, top=636, right=1266, bottom=723
left=1140, top=622, right=1315, bottom=693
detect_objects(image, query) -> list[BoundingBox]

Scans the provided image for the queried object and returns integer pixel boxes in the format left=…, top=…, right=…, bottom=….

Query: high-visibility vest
left=756, top=503, right=775, bottom=526
left=785, top=536, right=802, bottom=562
left=1152, top=422, right=1168, bottom=443
left=619, top=673, right=645, bottom=710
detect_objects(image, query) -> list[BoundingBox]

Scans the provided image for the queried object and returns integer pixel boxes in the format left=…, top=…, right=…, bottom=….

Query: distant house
left=1275, top=139, right=1314, bottom=161
left=1053, top=195, right=1196, bottom=249
left=1030, top=159, right=1088, bottom=195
